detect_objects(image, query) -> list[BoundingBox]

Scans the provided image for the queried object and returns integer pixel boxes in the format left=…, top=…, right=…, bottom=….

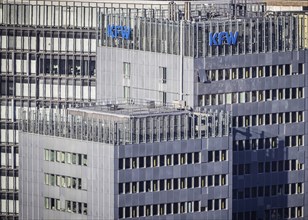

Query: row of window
left=234, top=135, right=304, bottom=151
left=119, top=174, right=227, bottom=194
left=208, top=150, right=227, bottom=162
left=234, top=182, right=303, bottom=200
left=264, top=207, right=303, bottom=219
left=119, top=199, right=227, bottom=218
left=258, top=160, right=304, bottom=173
left=199, top=87, right=304, bottom=106
left=233, top=164, right=251, bottom=175
left=44, top=173, right=84, bottom=190
left=44, top=197, right=87, bottom=215
left=285, top=135, right=304, bottom=147
left=44, top=149, right=87, bottom=166
left=233, top=137, right=278, bottom=151
left=233, top=111, right=303, bottom=128
left=233, top=159, right=304, bottom=176
left=232, top=211, right=257, bottom=220
left=233, top=207, right=304, bottom=220
left=119, top=152, right=201, bottom=170
left=203, top=64, right=303, bottom=82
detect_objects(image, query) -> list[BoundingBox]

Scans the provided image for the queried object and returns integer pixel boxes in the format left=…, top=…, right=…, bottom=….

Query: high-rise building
left=95, top=2, right=308, bottom=220
left=1, top=0, right=308, bottom=219
left=0, top=0, right=175, bottom=218
left=18, top=101, right=232, bottom=219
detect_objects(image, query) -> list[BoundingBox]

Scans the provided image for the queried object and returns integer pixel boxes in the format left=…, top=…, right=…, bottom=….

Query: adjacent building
left=0, top=0, right=307, bottom=219
left=96, top=3, right=308, bottom=220
left=18, top=101, right=232, bottom=219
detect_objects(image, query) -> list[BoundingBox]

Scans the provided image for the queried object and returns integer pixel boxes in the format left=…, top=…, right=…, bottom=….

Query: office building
left=19, top=101, right=232, bottom=219
left=1, top=0, right=307, bottom=219
left=96, top=2, right=308, bottom=220
left=0, top=0, right=176, bottom=218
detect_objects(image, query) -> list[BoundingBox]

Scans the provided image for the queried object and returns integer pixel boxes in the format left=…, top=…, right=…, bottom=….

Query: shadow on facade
left=232, top=126, right=290, bottom=220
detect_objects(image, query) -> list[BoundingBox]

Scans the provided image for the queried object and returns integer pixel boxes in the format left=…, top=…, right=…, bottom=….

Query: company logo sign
left=209, top=31, right=239, bottom=46
left=107, top=25, right=131, bottom=39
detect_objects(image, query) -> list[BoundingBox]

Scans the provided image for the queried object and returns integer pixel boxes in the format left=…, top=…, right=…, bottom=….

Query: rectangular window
left=160, top=67, right=167, bottom=84
left=124, top=86, right=130, bottom=101
left=44, top=149, right=49, bottom=161
left=44, top=174, right=49, bottom=185
left=50, top=150, right=55, bottom=162
left=123, top=62, right=130, bottom=79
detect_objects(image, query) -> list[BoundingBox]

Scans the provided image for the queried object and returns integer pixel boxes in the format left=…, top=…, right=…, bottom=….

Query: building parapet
left=18, top=99, right=231, bottom=145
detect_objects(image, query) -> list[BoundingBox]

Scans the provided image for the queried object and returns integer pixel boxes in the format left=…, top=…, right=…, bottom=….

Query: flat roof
left=68, top=100, right=189, bottom=120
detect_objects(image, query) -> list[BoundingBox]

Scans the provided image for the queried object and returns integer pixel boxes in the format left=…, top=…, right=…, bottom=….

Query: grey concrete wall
left=194, top=50, right=308, bottom=219
left=115, top=136, right=233, bottom=220
left=97, top=47, right=195, bottom=107
left=19, top=133, right=114, bottom=220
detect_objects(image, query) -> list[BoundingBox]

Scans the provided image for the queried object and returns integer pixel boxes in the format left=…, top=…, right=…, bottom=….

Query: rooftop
left=68, top=99, right=190, bottom=120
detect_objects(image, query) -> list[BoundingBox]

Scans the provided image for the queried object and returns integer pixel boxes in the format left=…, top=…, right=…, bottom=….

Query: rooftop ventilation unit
left=107, top=104, right=118, bottom=111
left=146, top=101, right=155, bottom=109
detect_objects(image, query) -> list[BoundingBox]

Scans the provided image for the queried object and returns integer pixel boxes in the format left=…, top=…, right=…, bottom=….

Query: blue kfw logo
left=209, top=31, right=239, bottom=46
left=107, top=25, right=131, bottom=39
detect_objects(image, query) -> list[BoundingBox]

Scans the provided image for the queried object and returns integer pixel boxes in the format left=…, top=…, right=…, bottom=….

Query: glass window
left=72, top=153, right=77, bottom=164
left=61, top=152, right=65, bottom=163
left=56, top=151, right=61, bottom=162
left=78, top=154, right=82, bottom=165
left=44, top=174, right=49, bottom=185
left=161, top=67, right=167, bottom=84
left=45, top=197, right=49, bottom=209
left=83, top=203, right=87, bottom=215
left=194, top=152, right=200, bottom=163
left=72, top=201, right=77, bottom=213
left=66, top=201, right=71, bottom=212
left=56, top=199, right=60, bottom=211
left=123, top=62, right=130, bottom=79
left=72, top=178, right=77, bottom=189
left=61, top=176, right=66, bottom=187
left=82, top=154, right=87, bottom=165
left=50, top=150, right=55, bottom=162
left=66, top=177, right=71, bottom=188
left=66, top=152, right=72, bottom=164
left=50, top=174, right=55, bottom=186
left=44, top=149, right=49, bottom=161
left=56, top=175, right=61, bottom=186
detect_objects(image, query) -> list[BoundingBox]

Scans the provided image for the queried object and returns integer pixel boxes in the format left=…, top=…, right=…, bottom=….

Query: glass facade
left=0, top=1, right=170, bottom=218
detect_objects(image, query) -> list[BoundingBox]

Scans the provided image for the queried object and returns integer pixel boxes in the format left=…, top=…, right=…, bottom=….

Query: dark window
left=125, top=183, right=130, bottom=194
left=153, top=204, right=158, bottom=215
left=139, top=206, right=144, bottom=217
left=173, top=203, right=178, bottom=214
left=245, top=188, right=250, bottom=198
left=173, top=179, right=178, bottom=190
left=119, top=183, right=123, bottom=194
left=160, top=155, right=165, bottom=166
left=208, top=200, right=213, bottom=211
left=174, top=154, right=179, bottom=165
left=194, top=152, right=200, bottom=163
left=139, top=157, right=144, bottom=168
left=119, top=159, right=123, bottom=170
left=139, top=182, right=144, bottom=192
left=125, top=158, right=130, bottom=169
left=208, top=176, right=213, bottom=186
left=187, top=153, right=192, bottom=164
left=194, top=177, right=199, bottom=187
left=258, top=186, right=264, bottom=197
left=258, top=162, right=264, bottom=173
left=146, top=156, right=151, bottom=168
left=160, top=180, right=165, bottom=191
left=167, top=203, right=172, bottom=214
left=208, top=151, right=213, bottom=162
